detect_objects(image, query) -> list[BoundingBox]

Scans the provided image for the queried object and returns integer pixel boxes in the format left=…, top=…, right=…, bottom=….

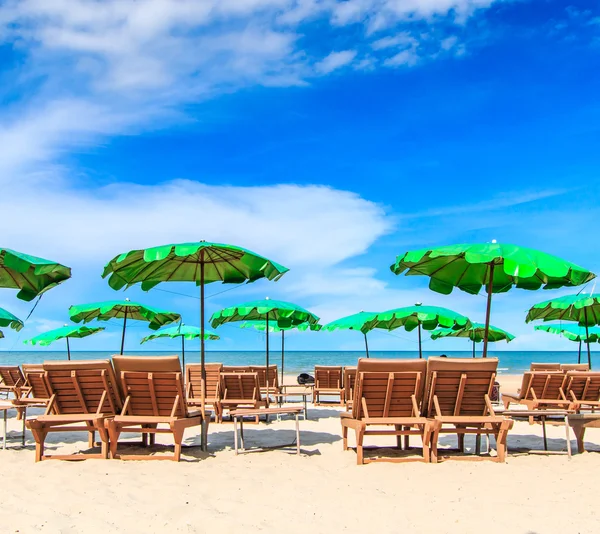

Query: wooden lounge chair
left=530, top=363, right=561, bottom=371
left=0, top=366, right=27, bottom=400
left=340, top=359, right=438, bottom=465
left=502, top=371, right=568, bottom=410
left=343, top=366, right=357, bottom=411
left=313, top=365, right=344, bottom=406
left=13, top=364, right=52, bottom=409
left=107, top=355, right=203, bottom=461
left=561, top=364, right=589, bottom=372
left=219, top=372, right=267, bottom=423
left=186, top=363, right=222, bottom=421
left=564, top=371, right=600, bottom=412
left=424, top=357, right=513, bottom=463
left=251, top=365, right=280, bottom=401
left=25, top=360, right=121, bottom=461
left=222, top=365, right=251, bottom=373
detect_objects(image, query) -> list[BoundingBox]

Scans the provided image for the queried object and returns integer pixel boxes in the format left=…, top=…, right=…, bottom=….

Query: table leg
left=564, top=419, right=572, bottom=459
left=542, top=417, right=548, bottom=451
left=304, top=394, right=308, bottom=420
left=475, top=435, right=481, bottom=455
left=22, top=408, right=26, bottom=446
left=295, top=413, right=300, bottom=455
left=233, top=416, right=238, bottom=455
left=3, top=410, right=6, bottom=450
left=240, top=418, right=245, bottom=450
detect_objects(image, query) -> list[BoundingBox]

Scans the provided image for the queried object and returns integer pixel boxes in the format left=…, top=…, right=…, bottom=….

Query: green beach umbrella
left=526, top=293, right=600, bottom=368
left=534, top=323, right=600, bottom=364
left=24, top=324, right=105, bottom=360
left=431, top=322, right=514, bottom=358
left=140, top=324, right=220, bottom=370
left=69, top=299, right=181, bottom=354
left=322, top=311, right=378, bottom=358
left=102, top=241, right=288, bottom=451
left=391, top=242, right=594, bottom=358
left=364, top=304, right=471, bottom=359
left=240, top=320, right=320, bottom=384
left=0, top=248, right=71, bottom=301
left=0, top=307, right=24, bottom=332
left=211, top=298, right=319, bottom=390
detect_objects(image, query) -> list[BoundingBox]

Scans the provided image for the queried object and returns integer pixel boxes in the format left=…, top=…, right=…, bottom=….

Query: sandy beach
left=0, top=373, right=597, bottom=534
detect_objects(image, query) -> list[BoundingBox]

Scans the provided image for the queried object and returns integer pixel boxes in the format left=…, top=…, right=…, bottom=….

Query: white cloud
left=384, top=49, right=420, bottom=67
left=314, top=50, right=357, bottom=74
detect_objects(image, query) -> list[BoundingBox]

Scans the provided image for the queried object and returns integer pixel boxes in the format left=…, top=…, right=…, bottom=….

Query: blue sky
left=1, top=0, right=599, bottom=354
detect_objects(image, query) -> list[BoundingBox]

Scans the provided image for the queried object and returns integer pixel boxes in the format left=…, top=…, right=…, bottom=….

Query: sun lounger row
left=341, top=357, right=513, bottom=465
left=530, top=363, right=589, bottom=371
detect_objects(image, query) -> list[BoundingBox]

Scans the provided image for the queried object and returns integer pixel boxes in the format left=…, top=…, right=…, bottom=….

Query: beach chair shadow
left=309, top=408, right=343, bottom=420
left=506, top=433, right=574, bottom=454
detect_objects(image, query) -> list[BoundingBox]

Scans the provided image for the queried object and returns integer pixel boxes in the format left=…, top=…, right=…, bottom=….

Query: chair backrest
left=519, top=371, right=567, bottom=401
left=561, top=364, right=589, bottom=372
left=221, top=372, right=263, bottom=402
left=352, top=359, right=427, bottom=420
left=22, top=364, right=51, bottom=401
left=315, top=366, right=343, bottom=389
left=565, top=371, right=600, bottom=403
left=186, top=363, right=222, bottom=402
left=424, top=357, right=498, bottom=417
left=112, top=355, right=188, bottom=418
left=530, top=363, right=561, bottom=371
left=344, top=366, right=357, bottom=403
left=250, top=365, right=278, bottom=389
left=222, top=365, right=251, bottom=373
left=42, top=360, right=122, bottom=415
left=0, top=366, right=25, bottom=388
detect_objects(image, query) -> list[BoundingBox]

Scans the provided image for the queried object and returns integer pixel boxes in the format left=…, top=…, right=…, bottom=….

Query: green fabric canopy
left=322, top=311, right=379, bottom=357
left=364, top=305, right=471, bottom=359
left=534, top=323, right=600, bottom=343
left=0, top=248, right=71, bottom=301
left=431, top=322, right=514, bottom=357
left=0, top=307, right=24, bottom=332
left=69, top=300, right=181, bottom=354
left=391, top=242, right=594, bottom=357
left=24, top=325, right=105, bottom=360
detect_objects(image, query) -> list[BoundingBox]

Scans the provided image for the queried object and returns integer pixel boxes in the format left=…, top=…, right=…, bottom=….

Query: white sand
left=0, top=374, right=598, bottom=533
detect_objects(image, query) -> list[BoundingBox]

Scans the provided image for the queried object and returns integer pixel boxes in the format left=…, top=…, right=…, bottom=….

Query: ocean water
left=0, top=350, right=589, bottom=375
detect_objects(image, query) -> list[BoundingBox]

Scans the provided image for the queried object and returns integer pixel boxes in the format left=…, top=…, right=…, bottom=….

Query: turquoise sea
left=0, top=350, right=589, bottom=375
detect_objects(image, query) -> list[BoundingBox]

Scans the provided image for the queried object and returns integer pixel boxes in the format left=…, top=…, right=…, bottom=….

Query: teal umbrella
left=364, top=304, right=471, bottom=358
left=24, top=324, right=105, bottom=360
left=0, top=308, right=24, bottom=332
left=535, top=323, right=600, bottom=364
left=211, top=298, right=320, bottom=390
left=322, top=311, right=378, bottom=358
left=141, top=324, right=220, bottom=370
left=240, top=320, right=320, bottom=384
left=69, top=299, right=181, bottom=354
left=431, top=322, right=514, bottom=358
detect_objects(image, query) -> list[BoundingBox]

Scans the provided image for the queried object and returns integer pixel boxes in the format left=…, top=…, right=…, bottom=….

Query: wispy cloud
left=315, top=50, right=357, bottom=74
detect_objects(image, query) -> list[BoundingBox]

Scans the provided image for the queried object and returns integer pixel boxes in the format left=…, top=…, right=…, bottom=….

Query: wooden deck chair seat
left=424, top=357, right=513, bottom=463
left=344, top=367, right=357, bottom=411
left=25, top=360, right=122, bottom=462
left=107, top=356, right=203, bottom=461
left=0, top=366, right=27, bottom=401
left=340, top=359, right=438, bottom=465
left=186, top=363, right=222, bottom=421
left=502, top=371, right=569, bottom=410
left=251, top=365, right=280, bottom=400
left=564, top=371, right=600, bottom=412
left=313, top=366, right=344, bottom=406
left=561, top=364, right=589, bottom=372
left=219, top=372, right=267, bottom=423
left=530, top=363, right=561, bottom=371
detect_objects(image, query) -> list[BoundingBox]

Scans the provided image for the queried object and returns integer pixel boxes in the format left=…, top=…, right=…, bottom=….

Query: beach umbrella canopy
left=24, top=324, right=105, bottom=360
left=526, top=294, right=600, bottom=368
left=141, top=324, right=219, bottom=370
left=69, top=299, right=181, bottom=354
left=431, top=322, right=514, bottom=357
left=240, top=320, right=320, bottom=383
left=391, top=242, right=595, bottom=357
left=211, top=298, right=319, bottom=389
left=534, top=323, right=600, bottom=364
left=0, top=307, right=24, bottom=332
left=0, top=248, right=71, bottom=301
left=322, top=311, right=379, bottom=358
left=365, top=304, right=471, bottom=358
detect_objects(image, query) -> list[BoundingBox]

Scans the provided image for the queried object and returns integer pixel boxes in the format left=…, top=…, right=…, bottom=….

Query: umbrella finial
left=265, top=296, right=270, bottom=300
left=415, top=302, right=422, bottom=306
left=63, top=323, right=69, bottom=327
left=125, top=297, right=130, bottom=302
left=491, top=239, right=497, bottom=244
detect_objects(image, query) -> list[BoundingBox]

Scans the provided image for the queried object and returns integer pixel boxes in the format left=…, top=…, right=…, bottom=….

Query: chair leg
left=342, top=423, right=349, bottom=451
left=356, top=425, right=365, bottom=465
left=105, top=420, right=121, bottom=459
left=430, top=423, right=440, bottom=463
left=171, top=423, right=185, bottom=462
left=28, top=425, right=47, bottom=462
left=88, top=430, right=95, bottom=448
left=496, top=420, right=512, bottom=463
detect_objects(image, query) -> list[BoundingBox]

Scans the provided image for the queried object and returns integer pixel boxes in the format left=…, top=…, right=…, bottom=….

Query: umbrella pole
left=266, top=313, right=270, bottom=399
left=418, top=322, right=422, bottom=359
left=66, top=337, right=71, bottom=361
left=200, top=254, right=207, bottom=452
left=182, top=336, right=185, bottom=374
left=578, top=340, right=582, bottom=364
left=585, top=308, right=592, bottom=370
left=482, top=263, right=495, bottom=358
left=472, top=339, right=475, bottom=359
left=120, top=308, right=128, bottom=355
left=364, top=332, right=370, bottom=358
left=281, top=330, right=284, bottom=387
